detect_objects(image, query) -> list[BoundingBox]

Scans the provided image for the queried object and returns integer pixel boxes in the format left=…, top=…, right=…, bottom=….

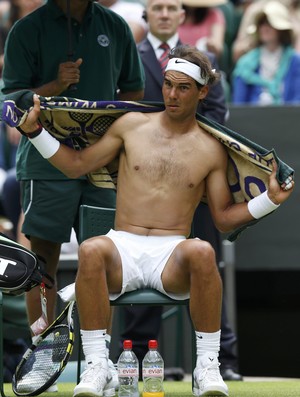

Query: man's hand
left=20, top=94, right=41, bottom=135
left=267, top=161, right=294, bottom=205
left=55, top=58, right=83, bottom=92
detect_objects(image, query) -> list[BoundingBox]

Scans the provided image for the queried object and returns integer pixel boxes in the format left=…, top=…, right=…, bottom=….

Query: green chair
left=77, top=204, right=195, bottom=382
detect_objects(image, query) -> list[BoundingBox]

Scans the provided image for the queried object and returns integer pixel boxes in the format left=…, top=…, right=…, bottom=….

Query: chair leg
left=0, top=291, right=7, bottom=397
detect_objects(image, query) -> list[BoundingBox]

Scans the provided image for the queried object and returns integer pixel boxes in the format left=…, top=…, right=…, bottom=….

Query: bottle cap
left=123, top=340, right=132, bottom=349
left=148, top=340, right=158, bottom=349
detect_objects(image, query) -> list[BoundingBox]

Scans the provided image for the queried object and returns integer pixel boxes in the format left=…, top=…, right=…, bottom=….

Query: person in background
left=178, top=0, right=227, bottom=60
left=289, top=0, right=300, bottom=53
left=232, top=1, right=300, bottom=105
left=231, top=0, right=297, bottom=62
left=0, top=125, right=20, bottom=239
left=0, top=0, right=44, bottom=232
left=120, top=0, right=242, bottom=382
left=2, top=0, right=144, bottom=391
left=98, top=0, right=148, bottom=43
left=0, top=123, right=17, bottom=236
left=0, top=1, right=44, bottom=380
left=0, top=0, right=44, bottom=77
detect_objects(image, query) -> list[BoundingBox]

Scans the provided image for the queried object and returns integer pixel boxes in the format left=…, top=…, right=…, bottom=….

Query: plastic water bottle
left=142, top=340, right=165, bottom=397
left=117, top=339, right=139, bottom=397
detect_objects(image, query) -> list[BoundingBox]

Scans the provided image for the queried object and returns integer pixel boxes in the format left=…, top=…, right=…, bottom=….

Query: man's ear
left=179, top=8, right=186, bottom=26
left=142, top=10, right=147, bottom=22
left=198, top=85, right=209, bottom=100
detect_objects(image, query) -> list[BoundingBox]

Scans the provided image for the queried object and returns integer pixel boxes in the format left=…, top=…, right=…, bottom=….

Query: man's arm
left=5, top=57, right=144, bottom=100
left=19, top=95, right=124, bottom=178
left=117, top=89, right=144, bottom=101
left=206, top=151, right=294, bottom=233
left=31, top=59, right=83, bottom=97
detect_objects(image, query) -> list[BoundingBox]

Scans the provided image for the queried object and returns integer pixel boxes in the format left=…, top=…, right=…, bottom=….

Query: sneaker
left=193, top=353, right=229, bottom=396
left=73, top=360, right=115, bottom=397
left=108, top=359, right=119, bottom=391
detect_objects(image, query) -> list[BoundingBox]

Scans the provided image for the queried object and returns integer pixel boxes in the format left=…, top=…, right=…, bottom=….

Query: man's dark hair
left=168, top=44, right=220, bottom=87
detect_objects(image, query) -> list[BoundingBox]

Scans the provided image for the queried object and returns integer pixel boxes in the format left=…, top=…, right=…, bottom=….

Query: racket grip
left=68, top=83, right=77, bottom=91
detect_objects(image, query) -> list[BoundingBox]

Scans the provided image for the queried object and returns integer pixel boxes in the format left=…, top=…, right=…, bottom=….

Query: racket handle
left=68, top=83, right=77, bottom=91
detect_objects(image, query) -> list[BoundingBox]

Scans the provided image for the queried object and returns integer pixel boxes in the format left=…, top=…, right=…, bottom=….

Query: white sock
left=195, top=330, right=221, bottom=367
left=81, top=329, right=107, bottom=365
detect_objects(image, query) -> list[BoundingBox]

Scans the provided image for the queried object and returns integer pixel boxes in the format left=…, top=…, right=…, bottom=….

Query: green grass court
left=3, top=380, right=300, bottom=397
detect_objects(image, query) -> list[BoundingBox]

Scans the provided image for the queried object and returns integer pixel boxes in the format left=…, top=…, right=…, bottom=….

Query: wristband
left=18, top=123, right=43, bottom=138
left=247, top=190, right=280, bottom=219
left=29, top=128, right=60, bottom=159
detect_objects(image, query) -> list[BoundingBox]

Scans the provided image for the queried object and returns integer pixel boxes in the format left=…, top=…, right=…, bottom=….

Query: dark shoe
left=221, top=368, right=243, bottom=381
left=164, top=367, right=185, bottom=381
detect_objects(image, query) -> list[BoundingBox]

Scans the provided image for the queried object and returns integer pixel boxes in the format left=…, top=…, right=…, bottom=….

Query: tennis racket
left=12, top=300, right=76, bottom=396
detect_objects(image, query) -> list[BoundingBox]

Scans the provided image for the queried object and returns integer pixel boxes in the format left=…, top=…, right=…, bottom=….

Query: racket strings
left=14, top=325, right=70, bottom=394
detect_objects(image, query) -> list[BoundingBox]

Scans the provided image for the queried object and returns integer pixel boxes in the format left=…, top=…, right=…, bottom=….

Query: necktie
left=158, top=42, right=170, bottom=73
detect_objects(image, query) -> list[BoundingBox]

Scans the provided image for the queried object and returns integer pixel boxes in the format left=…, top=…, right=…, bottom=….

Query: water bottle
left=117, top=339, right=139, bottom=397
left=142, top=340, right=164, bottom=397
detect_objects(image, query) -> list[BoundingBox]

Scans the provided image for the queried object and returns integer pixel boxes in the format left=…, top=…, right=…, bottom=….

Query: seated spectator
left=231, top=1, right=300, bottom=105
left=98, top=0, right=148, bottom=43
left=232, top=0, right=295, bottom=62
left=178, top=0, right=227, bottom=59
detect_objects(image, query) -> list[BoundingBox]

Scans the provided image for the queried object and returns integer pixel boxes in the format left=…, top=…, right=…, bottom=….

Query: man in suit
left=119, top=0, right=243, bottom=381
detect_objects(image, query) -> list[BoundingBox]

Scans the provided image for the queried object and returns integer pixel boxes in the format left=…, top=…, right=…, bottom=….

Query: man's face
left=146, top=0, right=185, bottom=41
left=162, top=70, right=208, bottom=119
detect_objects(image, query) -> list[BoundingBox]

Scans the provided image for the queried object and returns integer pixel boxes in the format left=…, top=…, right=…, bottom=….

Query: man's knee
left=79, top=236, right=114, bottom=272
left=183, top=239, right=217, bottom=274
left=184, top=239, right=215, bottom=262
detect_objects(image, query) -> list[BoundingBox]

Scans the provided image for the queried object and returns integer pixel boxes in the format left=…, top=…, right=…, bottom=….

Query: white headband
left=165, top=57, right=209, bottom=85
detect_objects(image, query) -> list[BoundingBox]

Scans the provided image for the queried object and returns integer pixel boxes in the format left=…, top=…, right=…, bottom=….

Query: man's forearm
left=117, top=89, right=144, bottom=101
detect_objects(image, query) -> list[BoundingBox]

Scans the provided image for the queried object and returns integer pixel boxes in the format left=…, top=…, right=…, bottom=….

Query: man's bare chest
left=125, top=134, right=208, bottom=187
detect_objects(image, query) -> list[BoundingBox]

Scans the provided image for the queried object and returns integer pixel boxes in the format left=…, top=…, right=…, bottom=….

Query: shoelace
left=197, top=361, right=221, bottom=383
left=81, top=362, right=109, bottom=387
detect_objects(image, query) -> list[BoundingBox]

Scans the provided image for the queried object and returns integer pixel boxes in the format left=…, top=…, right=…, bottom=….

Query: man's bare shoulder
left=109, top=110, right=157, bottom=135
left=115, top=110, right=155, bottom=125
left=193, top=125, right=229, bottom=172
left=197, top=124, right=227, bottom=152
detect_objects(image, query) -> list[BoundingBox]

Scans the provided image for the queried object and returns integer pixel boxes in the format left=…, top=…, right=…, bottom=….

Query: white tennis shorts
left=106, top=229, right=189, bottom=301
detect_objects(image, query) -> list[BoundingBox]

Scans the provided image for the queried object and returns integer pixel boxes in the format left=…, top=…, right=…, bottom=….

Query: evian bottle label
left=118, top=367, right=139, bottom=377
left=143, top=367, right=164, bottom=377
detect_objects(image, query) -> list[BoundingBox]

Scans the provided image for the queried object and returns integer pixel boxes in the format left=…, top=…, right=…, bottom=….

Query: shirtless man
left=19, top=45, right=293, bottom=397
